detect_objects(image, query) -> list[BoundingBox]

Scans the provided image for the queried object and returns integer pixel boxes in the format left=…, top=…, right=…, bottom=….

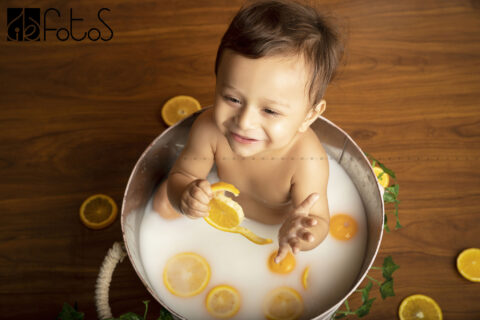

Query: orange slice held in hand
left=205, top=182, right=272, bottom=245
left=161, top=95, right=202, bottom=126
left=205, top=285, right=241, bottom=319
left=263, top=287, right=303, bottom=320
left=79, top=194, right=118, bottom=230
left=329, top=214, right=358, bottom=241
left=163, top=252, right=210, bottom=297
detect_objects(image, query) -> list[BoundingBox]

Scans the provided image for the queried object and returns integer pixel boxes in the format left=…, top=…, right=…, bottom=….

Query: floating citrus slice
left=456, top=248, right=480, bottom=282
left=205, top=285, right=241, bottom=318
left=161, top=95, right=201, bottom=126
left=79, top=194, right=118, bottom=230
left=268, top=251, right=296, bottom=274
left=163, top=252, right=210, bottom=297
left=263, top=287, right=303, bottom=320
left=373, top=166, right=390, bottom=188
left=205, top=182, right=272, bottom=245
left=329, top=214, right=358, bottom=241
left=301, top=266, right=310, bottom=290
left=398, top=294, right=442, bottom=320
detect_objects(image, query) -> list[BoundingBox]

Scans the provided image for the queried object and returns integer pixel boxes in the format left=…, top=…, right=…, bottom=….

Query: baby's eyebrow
left=263, top=98, right=289, bottom=109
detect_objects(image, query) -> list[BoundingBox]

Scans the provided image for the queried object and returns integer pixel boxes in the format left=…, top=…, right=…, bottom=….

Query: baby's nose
left=236, top=105, right=258, bottom=130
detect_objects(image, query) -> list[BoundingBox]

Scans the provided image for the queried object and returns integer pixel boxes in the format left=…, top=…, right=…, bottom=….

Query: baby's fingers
left=297, top=228, right=314, bottom=242
left=301, top=216, right=318, bottom=227
left=190, top=181, right=212, bottom=205
left=275, top=243, right=290, bottom=264
left=288, top=238, right=301, bottom=254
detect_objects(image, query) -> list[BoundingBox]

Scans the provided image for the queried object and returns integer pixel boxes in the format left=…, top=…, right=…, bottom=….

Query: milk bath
left=139, top=155, right=367, bottom=319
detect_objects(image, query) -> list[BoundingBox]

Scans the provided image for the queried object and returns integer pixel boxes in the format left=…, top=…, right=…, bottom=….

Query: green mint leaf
left=382, top=256, right=400, bottom=280
left=359, top=280, right=373, bottom=303
left=380, top=279, right=395, bottom=299
left=334, top=313, right=347, bottom=319
left=377, top=162, right=396, bottom=179
left=117, top=312, right=143, bottom=320
left=142, top=301, right=150, bottom=319
left=394, top=184, right=399, bottom=195
left=383, top=192, right=396, bottom=203
left=395, top=220, right=403, bottom=230
left=355, top=297, right=376, bottom=317
left=57, top=302, right=84, bottom=320
left=384, top=216, right=390, bottom=232
left=158, top=308, right=174, bottom=320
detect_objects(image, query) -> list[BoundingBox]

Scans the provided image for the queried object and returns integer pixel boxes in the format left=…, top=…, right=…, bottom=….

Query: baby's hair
left=215, top=0, right=343, bottom=106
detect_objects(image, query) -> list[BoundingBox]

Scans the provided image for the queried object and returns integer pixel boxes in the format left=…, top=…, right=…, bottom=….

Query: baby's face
left=214, top=50, right=313, bottom=158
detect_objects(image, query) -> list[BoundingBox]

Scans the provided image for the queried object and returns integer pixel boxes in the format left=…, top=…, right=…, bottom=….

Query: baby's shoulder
left=291, top=128, right=327, bottom=160
left=289, top=128, right=328, bottom=180
left=186, top=108, right=220, bottom=152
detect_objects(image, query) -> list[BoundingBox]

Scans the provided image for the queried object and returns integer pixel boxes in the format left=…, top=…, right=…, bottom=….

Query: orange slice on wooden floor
left=398, top=294, right=442, bottom=320
left=79, top=194, right=118, bottom=229
left=373, top=166, right=390, bottom=188
left=263, top=287, right=303, bottom=320
left=268, top=250, right=296, bottom=274
left=161, top=95, right=201, bottom=126
left=163, top=252, right=210, bottom=297
left=456, top=248, right=480, bottom=282
left=205, top=285, right=241, bottom=318
left=205, top=182, right=272, bottom=245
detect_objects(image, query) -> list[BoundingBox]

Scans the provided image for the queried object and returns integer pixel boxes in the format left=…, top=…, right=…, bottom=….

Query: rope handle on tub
left=95, top=241, right=127, bottom=319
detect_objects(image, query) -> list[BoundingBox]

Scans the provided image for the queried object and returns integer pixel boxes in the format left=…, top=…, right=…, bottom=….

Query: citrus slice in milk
left=398, top=294, right=442, bottom=320
left=161, top=95, right=201, bottom=126
left=373, top=166, right=390, bottom=188
left=163, top=252, right=210, bottom=297
left=329, top=214, right=358, bottom=241
left=205, top=182, right=272, bottom=245
left=206, top=285, right=241, bottom=318
left=456, top=248, right=480, bottom=282
left=301, top=266, right=310, bottom=289
left=268, top=250, right=296, bottom=274
left=263, top=287, right=303, bottom=320
left=79, top=194, right=118, bottom=230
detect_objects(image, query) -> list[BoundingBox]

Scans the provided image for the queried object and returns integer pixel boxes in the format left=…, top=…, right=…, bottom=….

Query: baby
left=153, top=0, right=343, bottom=263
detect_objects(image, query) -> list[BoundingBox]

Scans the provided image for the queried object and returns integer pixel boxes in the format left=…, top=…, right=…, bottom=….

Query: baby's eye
left=263, top=108, right=279, bottom=116
left=224, top=95, right=241, bottom=105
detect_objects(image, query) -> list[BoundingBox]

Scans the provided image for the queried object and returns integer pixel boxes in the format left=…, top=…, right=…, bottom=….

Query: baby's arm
left=276, top=154, right=330, bottom=262
left=166, top=111, right=216, bottom=217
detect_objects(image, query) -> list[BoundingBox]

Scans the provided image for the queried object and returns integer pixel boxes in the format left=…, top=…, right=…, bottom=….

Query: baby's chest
left=215, top=156, right=294, bottom=204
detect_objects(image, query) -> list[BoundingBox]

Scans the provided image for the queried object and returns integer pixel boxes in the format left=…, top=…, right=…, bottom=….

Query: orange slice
left=79, top=194, right=118, bottom=230
left=205, top=285, right=241, bottom=318
left=329, top=214, right=358, bottom=241
left=161, top=95, right=201, bottom=126
left=205, top=182, right=272, bottom=245
left=398, top=294, right=442, bottom=320
left=456, top=248, right=480, bottom=282
left=373, top=166, right=390, bottom=188
left=263, top=287, right=303, bottom=320
left=163, top=252, right=210, bottom=297
left=301, top=266, right=310, bottom=289
left=268, top=251, right=296, bottom=274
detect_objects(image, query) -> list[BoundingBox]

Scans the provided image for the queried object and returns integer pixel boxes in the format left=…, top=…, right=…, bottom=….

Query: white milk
left=139, top=156, right=367, bottom=319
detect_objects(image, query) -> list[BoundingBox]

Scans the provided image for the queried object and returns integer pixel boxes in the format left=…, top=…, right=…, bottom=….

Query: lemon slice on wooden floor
left=161, top=95, right=201, bottom=126
left=79, top=194, right=118, bottom=229
left=457, top=248, right=480, bottom=282
left=205, top=182, right=272, bottom=245
left=263, top=287, right=303, bottom=320
left=206, top=285, right=241, bottom=318
left=398, top=294, right=442, bottom=320
left=163, top=252, right=210, bottom=297
left=373, top=166, right=390, bottom=188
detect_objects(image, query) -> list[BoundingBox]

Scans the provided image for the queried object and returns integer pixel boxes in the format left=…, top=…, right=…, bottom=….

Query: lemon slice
left=457, top=248, right=480, bottom=282
left=206, top=285, right=241, bottom=318
left=263, top=287, right=303, bottom=320
left=161, top=95, right=201, bottom=126
left=373, top=166, right=390, bottom=188
left=79, top=194, right=118, bottom=230
left=163, top=252, right=210, bottom=297
left=398, top=294, right=442, bottom=320
left=205, top=182, right=272, bottom=245
left=301, top=266, right=310, bottom=289
left=268, top=251, right=296, bottom=274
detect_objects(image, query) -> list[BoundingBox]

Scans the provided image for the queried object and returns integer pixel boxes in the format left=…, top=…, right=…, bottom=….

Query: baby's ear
left=299, top=100, right=326, bottom=132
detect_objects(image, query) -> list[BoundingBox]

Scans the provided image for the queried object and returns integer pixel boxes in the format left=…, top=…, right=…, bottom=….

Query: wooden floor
left=1, top=0, right=479, bottom=319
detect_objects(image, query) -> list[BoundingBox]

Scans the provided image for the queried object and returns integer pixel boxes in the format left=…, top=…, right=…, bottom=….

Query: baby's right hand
left=180, top=179, right=213, bottom=218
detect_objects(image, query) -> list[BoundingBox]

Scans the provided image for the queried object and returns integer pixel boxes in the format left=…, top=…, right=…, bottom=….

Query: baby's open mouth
left=231, top=132, right=260, bottom=144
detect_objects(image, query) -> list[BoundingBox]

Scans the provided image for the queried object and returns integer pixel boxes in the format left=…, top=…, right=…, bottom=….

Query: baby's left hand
left=275, top=193, right=320, bottom=263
